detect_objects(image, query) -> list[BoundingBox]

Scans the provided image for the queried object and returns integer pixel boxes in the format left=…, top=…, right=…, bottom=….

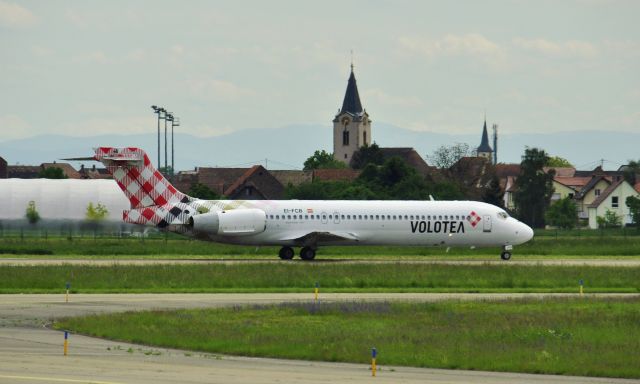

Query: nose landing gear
left=500, top=245, right=513, bottom=261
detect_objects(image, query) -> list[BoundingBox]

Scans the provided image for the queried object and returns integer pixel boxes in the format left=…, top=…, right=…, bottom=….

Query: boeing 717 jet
left=74, top=147, right=533, bottom=260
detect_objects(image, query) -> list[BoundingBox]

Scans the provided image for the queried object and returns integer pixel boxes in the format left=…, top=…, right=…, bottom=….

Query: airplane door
left=483, top=215, right=492, bottom=232
left=321, top=212, right=328, bottom=224
left=333, top=212, right=341, bottom=224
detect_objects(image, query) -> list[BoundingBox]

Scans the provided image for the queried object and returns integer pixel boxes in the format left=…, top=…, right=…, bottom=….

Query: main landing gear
left=278, top=246, right=316, bottom=261
left=500, top=245, right=513, bottom=261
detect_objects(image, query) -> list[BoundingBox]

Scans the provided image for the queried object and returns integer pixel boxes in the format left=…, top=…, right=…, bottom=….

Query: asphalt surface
left=2, top=257, right=640, bottom=266
left=1, top=293, right=639, bottom=384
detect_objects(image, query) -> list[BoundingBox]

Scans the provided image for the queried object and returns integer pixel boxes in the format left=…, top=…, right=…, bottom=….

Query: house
left=270, top=170, right=312, bottom=188
left=0, top=156, right=7, bottom=178
left=223, top=165, right=284, bottom=200
left=312, top=168, right=361, bottom=182
left=379, top=147, right=434, bottom=178
left=495, top=163, right=520, bottom=210
left=40, top=162, right=81, bottom=179
left=572, top=175, right=611, bottom=220
left=79, top=164, right=112, bottom=179
left=587, top=179, right=639, bottom=228
left=7, top=165, right=40, bottom=178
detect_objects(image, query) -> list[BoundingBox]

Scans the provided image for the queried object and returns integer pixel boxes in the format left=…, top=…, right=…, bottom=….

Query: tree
left=626, top=195, right=640, bottom=228
left=189, top=183, right=220, bottom=200
left=86, top=202, right=109, bottom=221
left=303, top=150, right=346, bottom=171
left=427, top=143, right=473, bottom=169
left=513, top=147, right=555, bottom=228
left=482, top=174, right=504, bottom=208
left=38, top=167, right=67, bottom=179
left=596, top=209, right=622, bottom=228
left=25, top=201, right=40, bottom=224
left=545, top=197, right=577, bottom=229
left=622, top=160, right=640, bottom=185
left=350, top=143, right=384, bottom=169
left=546, top=155, right=573, bottom=168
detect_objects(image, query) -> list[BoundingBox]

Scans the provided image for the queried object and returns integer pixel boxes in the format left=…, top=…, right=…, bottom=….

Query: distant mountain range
left=0, top=124, right=637, bottom=171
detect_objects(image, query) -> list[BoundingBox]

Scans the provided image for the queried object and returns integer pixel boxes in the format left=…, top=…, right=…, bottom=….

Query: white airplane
left=77, top=147, right=533, bottom=260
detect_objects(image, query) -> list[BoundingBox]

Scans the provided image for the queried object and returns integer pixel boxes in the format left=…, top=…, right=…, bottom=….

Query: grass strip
left=56, top=297, right=640, bottom=378
left=2, top=264, right=639, bottom=293
left=2, top=236, right=640, bottom=257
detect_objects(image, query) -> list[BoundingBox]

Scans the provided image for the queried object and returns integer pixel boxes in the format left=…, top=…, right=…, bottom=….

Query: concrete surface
left=1, top=293, right=639, bottom=383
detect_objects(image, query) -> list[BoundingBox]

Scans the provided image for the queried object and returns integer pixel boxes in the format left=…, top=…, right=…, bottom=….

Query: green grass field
left=2, top=263, right=638, bottom=293
left=56, top=297, right=640, bottom=378
left=1, top=234, right=640, bottom=258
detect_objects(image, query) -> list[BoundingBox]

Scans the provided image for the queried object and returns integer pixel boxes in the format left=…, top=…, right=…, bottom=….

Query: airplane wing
left=279, top=231, right=360, bottom=247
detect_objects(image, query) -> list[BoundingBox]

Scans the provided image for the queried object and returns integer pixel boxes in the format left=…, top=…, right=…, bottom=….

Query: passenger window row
left=267, top=214, right=470, bottom=221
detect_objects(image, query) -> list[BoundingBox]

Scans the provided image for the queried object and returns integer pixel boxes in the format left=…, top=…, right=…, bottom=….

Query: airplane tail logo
left=94, top=147, right=192, bottom=209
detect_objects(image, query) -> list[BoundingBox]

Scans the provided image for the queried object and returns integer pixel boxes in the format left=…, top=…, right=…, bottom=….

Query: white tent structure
left=0, top=179, right=129, bottom=222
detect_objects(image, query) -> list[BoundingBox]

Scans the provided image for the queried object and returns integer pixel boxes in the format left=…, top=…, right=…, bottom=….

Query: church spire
left=340, top=66, right=363, bottom=114
left=477, top=117, right=493, bottom=154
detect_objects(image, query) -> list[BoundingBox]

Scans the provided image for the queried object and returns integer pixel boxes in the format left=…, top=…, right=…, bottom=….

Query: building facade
left=333, top=66, right=371, bottom=165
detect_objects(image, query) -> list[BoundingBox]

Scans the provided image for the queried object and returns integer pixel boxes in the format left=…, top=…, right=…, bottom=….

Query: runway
left=2, top=257, right=640, bottom=266
left=1, top=293, right=639, bottom=384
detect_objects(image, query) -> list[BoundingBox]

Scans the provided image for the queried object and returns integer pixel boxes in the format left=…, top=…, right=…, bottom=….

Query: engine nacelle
left=188, top=208, right=266, bottom=236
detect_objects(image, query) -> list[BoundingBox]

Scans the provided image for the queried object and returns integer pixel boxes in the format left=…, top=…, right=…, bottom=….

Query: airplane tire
left=278, top=246, right=295, bottom=260
left=300, top=247, right=316, bottom=261
left=500, top=251, right=512, bottom=261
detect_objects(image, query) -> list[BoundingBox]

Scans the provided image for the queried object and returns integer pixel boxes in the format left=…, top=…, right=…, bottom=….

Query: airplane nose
left=521, top=222, right=534, bottom=242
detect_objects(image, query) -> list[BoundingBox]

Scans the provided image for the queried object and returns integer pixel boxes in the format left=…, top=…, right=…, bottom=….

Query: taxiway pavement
left=1, top=293, right=639, bottom=384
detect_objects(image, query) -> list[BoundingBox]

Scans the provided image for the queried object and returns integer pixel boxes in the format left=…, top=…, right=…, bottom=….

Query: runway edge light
left=65, top=282, right=70, bottom=303
left=371, top=347, right=377, bottom=377
left=64, top=331, right=69, bottom=356
left=579, top=279, right=584, bottom=296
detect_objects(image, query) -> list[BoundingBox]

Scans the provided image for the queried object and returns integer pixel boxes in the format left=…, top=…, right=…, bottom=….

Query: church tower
left=333, top=65, right=371, bottom=165
left=477, top=117, right=493, bottom=161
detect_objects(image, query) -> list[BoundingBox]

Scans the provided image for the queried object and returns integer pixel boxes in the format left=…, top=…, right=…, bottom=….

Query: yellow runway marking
left=0, top=374, right=123, bottom=384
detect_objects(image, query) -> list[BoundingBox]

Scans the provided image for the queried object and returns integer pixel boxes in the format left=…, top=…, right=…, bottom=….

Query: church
left=331, top=65, right=494, bottom=173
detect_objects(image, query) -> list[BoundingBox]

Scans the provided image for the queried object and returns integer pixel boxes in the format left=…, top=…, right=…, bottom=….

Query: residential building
left=0, top=156, right=7, bottom=178
left=587, top=179, right=639, bottom=228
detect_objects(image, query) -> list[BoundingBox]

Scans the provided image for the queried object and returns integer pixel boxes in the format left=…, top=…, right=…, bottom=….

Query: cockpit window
left=497, top=211, right=509, bottom=220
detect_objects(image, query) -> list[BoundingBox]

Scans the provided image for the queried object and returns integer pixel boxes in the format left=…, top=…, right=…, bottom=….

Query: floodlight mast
left=151, top=106, right=166, bottom=169
left=171, top=116, right=179, bottom=176
left=164, top=112, right=172, bottom=175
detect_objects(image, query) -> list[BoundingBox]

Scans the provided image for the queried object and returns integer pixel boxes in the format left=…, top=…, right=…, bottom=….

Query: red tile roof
left=313, top=169, right=361, bottom=182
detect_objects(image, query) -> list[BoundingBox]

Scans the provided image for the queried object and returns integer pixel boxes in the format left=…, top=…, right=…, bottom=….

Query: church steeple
left=333, top=64, right=371, bottom=165
left=477, top=117, right=493, bottom=159
left=340, top=67, right=363, bottom=114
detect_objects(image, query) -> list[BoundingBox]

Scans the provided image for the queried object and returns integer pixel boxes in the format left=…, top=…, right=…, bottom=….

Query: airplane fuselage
left=188, top=199, right=533, bottom=249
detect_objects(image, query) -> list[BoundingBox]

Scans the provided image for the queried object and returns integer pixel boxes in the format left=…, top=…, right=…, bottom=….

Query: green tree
left=626, top=195, right=640, bottom=228
left=350, top=143, right=384, bottom=169
left=482, top=174, right=504, bottom=208
left=86, top=202, right=109, bottom=221
left=303, top=150, right=346, bottom=171
left=38, top=167, right=67, bottom=179
left=427, top=142, right=473, bottom=169
left=25, top=201, right=40, bottom=224
left=189, top=183, right=220, bottom=200
left=622, top=160, right=640, bottom=185
left=546, top=156, right=573, bottom=168
left=513, top=147, right=555, bottom=228
left=596, top=209, right=622, bottom=228
left=545, top=197, right=577, bottom=229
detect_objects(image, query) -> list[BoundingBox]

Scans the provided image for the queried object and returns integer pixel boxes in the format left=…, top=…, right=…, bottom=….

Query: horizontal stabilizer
left=61, top=156, right=96, bottom=161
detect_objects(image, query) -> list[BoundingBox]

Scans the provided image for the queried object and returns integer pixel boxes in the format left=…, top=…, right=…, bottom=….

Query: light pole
left=151, top=106, right=165, bottom=168
left=164, top=112, right=170, bottom=175
left=170, top=115, right=179, bottom=176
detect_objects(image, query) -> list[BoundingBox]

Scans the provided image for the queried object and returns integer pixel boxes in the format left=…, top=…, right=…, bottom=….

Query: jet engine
left=188, top=208, right=266, bottom=236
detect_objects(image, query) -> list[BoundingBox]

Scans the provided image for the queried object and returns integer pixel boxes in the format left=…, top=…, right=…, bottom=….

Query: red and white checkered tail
left=94, top=147, right=192, bottom=209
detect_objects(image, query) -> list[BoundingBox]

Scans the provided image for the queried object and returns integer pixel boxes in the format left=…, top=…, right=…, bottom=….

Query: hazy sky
left=1, top=0, right=638, bottom=142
